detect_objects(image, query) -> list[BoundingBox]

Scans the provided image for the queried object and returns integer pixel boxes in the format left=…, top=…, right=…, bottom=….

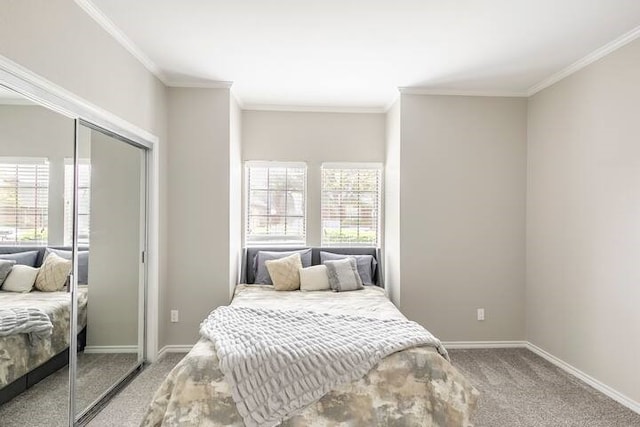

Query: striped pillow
left=325, top=258, right=364, bottom=292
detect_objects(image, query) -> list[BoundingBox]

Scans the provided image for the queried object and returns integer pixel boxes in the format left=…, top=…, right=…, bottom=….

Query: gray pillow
left=46, top=248, right=90, bottom=285
left=0, top=251, right=39, bottom=267
left=325, top=258, right=364, bottom=292
left=254, top=249, right=312, bottom=284
left=319, top=252, right=377, bottom=285
left=0, top=259, right=16, bottom=285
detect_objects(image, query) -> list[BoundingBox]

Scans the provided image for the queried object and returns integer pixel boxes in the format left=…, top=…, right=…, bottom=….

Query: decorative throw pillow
left=254, top=249, right=312, bottom=284
left=0, top=259, right=16, bottom=286
left=319, top=252, right=377, bottom=285
left=46, top=248, right=90, bottom=284
left=1, top=265, right=39, bottom=293
left=0, top=250, right=39, bottom=267
left=265, top=253, right=303, bottom=291
left=299, top=265, right=330, bottom=291
left=35, top=252, right=72, bottom=292
left=325, top=258, right=364, bottom=292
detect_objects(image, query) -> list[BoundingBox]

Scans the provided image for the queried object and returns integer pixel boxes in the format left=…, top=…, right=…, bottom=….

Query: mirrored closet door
left=0, top=85, right=75, bottom=426
left=72, top=123, right=147, bottom=423
left=0, top=82, right=149, bottom=427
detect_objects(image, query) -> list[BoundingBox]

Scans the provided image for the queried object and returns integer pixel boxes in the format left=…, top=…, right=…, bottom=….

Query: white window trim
left=320, top=162, right=383, bottom=248
left=244, top=161, right=308, bottom=246
left=63, top=158, right=91, bottom=246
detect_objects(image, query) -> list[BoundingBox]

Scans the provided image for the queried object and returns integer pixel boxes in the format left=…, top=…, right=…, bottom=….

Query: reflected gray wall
left=0, top=105, right=74, bottom=245
left=86, top=130, right=142, bottom=348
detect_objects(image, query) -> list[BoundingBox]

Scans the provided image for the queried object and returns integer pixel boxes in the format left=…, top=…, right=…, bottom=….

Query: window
left=64, top=160, right=91, bottom=246
left=321, top=163, right=382, bottom=247
left=0, top=158, right=49, bottom=245
left=245, top=162, right=306, bottom=245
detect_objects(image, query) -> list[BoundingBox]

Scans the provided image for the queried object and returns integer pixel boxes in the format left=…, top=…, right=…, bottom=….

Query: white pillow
left=299, top=265, right=330, bottom=291
left=1, top=265, right=39, bottom=293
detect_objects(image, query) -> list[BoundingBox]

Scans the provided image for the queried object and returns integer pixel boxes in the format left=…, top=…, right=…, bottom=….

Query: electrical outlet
left=477, top=308, right=485, bottom=321
left=171, top=310, right=179, bottom=323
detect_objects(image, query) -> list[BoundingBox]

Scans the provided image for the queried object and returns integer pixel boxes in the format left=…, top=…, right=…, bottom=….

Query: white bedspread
left=200, top=300, right=448, bottom=427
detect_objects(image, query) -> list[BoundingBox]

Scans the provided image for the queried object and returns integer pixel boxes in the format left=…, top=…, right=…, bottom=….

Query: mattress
left=142, top=285, right=478, bottom=426
left=0, top=285, right=88, bottom=389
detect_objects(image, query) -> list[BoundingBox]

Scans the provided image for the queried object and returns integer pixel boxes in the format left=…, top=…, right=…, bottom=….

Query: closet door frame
left=0, top=56, right=160, bottom=427
left=72, top=120, right=150, bottom=426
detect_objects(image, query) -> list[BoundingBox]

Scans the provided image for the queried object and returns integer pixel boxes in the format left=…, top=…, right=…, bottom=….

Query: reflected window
left=321, top=164, right=382, bottom=247
left=64, top=159, right=91, bottom=246
left=0, top=157, right=49, bottom=245
left=245, top=162, right=306, bottom=245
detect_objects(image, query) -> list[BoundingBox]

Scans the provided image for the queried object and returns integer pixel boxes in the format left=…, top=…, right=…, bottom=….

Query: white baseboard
left=443, top=340, right=527, bottom=349
left=157, top=345, right=193, bottom=360
left=83, top=345, right=139, bottom=354
left=526, top=342, right=640, bottom=415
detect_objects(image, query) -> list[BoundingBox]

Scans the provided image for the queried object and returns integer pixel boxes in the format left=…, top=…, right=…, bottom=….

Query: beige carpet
left=0, top=352, right=139, bottom=427
left=88, top=353, right=185, bottom=427
left=449, top=348, right=640, bottom=427
left=5, top=349, right=639, bottom=426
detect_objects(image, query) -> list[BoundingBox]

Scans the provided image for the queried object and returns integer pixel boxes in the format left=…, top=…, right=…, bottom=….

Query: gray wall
left=86, top=130, right=142, bottom=347
left=399, top=94, right=527, bottom=341
left=166, top=87, right=235, bottom=344
left=527, top=38, right=640, bottom=403
left=242, top=110, right=386, bottom=246
left=229, top=95, right=242, bottom=300
left=384, top=100, right=401, bottom=306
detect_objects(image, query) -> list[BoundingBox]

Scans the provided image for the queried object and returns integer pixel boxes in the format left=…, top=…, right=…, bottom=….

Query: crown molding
left=230, top=88, right=245, bottom=109
left=165, top=80, right=234, bottom=89
left=399, top=87, right=528, bottom=98
left=383, top=90, right=400, bottom=112
left=74, top=0, right=168, bottom=85
left=527, top=25, right=640, bottom=96
left=243, top=104, right=387, bottom=114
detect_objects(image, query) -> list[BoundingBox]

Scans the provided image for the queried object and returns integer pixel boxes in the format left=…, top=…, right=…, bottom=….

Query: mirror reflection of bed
left=0, top=86, right=145, bottom=426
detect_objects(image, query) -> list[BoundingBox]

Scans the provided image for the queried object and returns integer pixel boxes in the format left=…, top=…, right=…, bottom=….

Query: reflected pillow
left=2, top=265, right=39, bottom=293
left=265, top=253, right=303, bottom=291
left=35, top=252, right=72, bottom=292
left=319, top=252, right=377, bottom=285
left=0, top=251, right=39, bottom=267
left=254, top=249, right=311, bottom=284
left=46, top=248, right=89, bottom=285
left=325, top=258, right=364, bottom=292
left=299, top=265, right=330, bottom=291
left=0, top=259, right=16, bottom=286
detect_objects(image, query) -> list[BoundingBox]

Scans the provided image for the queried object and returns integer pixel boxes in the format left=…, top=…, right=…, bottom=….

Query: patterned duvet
left=0, top=286, right=88, bottom=389
left=142, top=285, right=478, bottom=427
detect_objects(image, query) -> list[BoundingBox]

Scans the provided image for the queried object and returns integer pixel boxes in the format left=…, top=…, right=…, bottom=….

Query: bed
left=142, top=248, right=478, bottom=426
left=0, top=285, right=88, bottom=404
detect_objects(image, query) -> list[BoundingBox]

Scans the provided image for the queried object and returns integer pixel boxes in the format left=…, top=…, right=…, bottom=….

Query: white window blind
left=0, top=158, right=49, bottom=245
left=64, top=160, right=91, bottom=246
left=245, top=162, right=306, bottom=245
left=321, top=163, right=382, bottom=247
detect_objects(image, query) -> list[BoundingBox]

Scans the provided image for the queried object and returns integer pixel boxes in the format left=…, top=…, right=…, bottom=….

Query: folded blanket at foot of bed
left=0, top=307, right=53, bottom=341
left=200, top=305, right=449, bottom=427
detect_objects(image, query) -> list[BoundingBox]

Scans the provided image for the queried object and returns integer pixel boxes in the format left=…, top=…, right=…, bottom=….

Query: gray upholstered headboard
left=241, top=247, right=383, bottom=287
left=0, top=245, right=90, bottom=267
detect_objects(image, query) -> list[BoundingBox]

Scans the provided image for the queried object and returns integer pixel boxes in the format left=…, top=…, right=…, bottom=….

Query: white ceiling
left=88, top=0, right=640, bottom=110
